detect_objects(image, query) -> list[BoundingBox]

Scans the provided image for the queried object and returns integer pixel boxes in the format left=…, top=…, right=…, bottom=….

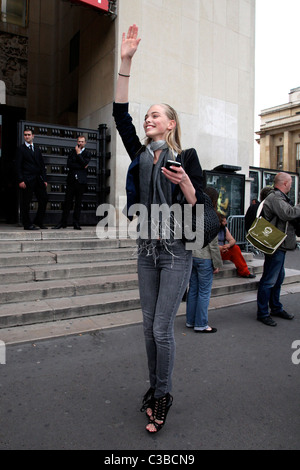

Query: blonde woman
left=113, top=25, right=204, bottom=434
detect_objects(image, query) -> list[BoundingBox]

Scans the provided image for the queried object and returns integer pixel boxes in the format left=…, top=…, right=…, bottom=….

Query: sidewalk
left=1, top=250, right=300, bottom=346
left=0, top=290, right=299, bottom=450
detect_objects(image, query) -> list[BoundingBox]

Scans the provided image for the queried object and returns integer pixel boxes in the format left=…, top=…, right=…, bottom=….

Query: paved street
left=0, top=287, right=299, bottom=450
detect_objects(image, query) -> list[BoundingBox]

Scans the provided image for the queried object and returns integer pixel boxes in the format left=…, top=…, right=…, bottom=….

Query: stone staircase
left=0, top=229, right=139, bottom=329
left=0, top=227, right=300, bottom=342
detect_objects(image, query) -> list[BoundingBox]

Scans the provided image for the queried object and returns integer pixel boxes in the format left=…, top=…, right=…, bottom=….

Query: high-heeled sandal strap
left=146, top=394, right=173, bottom=433
left=153, top=394, right=173, bottom=421
left=140, top=387, right=155, bottom=413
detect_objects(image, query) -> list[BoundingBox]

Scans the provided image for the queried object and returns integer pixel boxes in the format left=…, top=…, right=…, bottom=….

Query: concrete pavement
left=0, top=290, right=299, bottom=450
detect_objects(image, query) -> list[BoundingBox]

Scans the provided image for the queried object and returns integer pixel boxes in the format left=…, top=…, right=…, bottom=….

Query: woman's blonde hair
left=145, top=104, right=182, bottom=156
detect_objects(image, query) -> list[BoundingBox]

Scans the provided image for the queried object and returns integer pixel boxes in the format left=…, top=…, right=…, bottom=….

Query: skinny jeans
left=138, top=241, right=192, bottom=399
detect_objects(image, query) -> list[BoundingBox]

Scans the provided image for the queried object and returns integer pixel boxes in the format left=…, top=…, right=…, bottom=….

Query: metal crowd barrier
left=227, top=215, right=248, bottom=251
left=227, top=215, right=262, bottom=254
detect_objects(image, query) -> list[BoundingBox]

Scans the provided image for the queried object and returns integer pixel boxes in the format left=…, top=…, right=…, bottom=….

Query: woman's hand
left=116, top=25, right=141, bottom=103
left=219, top=244, right=230, bottom=253
left=161, top=165, right=187, bottom=186
left=121, top=24, right=141, bottom=61
left=162, top=166, right=197, bottom=206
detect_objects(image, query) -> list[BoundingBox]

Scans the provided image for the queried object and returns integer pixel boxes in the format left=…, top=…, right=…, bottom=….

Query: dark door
left=0, top=105, right=26, bottom=224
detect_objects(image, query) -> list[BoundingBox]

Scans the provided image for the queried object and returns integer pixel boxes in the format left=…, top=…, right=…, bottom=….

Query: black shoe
left=195, top=327, right=217, bottom=333
left=74, top=224, right=82, bottom=230
left=146, top=394, right=173, bottom=434
left=257, top=316, right=277, bottom=327
left=240, top=273, right=256, bottom=278
left=24, top=225, right=39, bottom=231
left=35, top=224, right=48, bottom=230
left=52, top=223, right=67, bottom=230
left=271, top=310, right=294, bottom=320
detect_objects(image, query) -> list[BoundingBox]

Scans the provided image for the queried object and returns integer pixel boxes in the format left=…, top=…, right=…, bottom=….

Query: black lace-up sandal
left=140, top=388, right=155, bottom=420
left=146, top=393, right=173, bottom=434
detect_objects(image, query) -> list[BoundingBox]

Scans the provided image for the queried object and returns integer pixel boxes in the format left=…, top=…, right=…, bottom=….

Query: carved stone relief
left=0, top=32, right=28, bottom=97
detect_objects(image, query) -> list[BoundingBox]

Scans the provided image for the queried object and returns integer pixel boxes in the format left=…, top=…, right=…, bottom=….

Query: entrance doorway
left=0, top=105, right=26, bottom=224
left=17, top=120, right=111, bottom=226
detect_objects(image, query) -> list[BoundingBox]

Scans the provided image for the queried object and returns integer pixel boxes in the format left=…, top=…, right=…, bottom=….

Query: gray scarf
left=138, top=141, right=180, bottom=256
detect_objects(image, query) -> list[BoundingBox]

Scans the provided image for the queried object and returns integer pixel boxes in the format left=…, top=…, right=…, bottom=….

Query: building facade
left=0, top=0, right=256, bottom=222
left=257, top=87, right=300, bottom=174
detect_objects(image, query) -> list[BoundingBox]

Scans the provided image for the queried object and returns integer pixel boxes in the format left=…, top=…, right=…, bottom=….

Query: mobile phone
left=165, top=160, right=182, bottom=173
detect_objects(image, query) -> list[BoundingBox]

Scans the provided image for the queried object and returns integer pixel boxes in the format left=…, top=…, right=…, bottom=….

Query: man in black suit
left=54, top=136, right=91, bottom=230
left=16, top=129, right=48, bottom=230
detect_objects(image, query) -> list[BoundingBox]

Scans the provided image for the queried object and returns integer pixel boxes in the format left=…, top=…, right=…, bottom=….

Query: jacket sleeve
left=268, top=194, right=300, bottom=222
left=77, top=150, right=91, bottom=169
left=180, top=148, right=204, bottom=201
left=67, top=150, right=90, bottom=170
left=113, top=102, right=143, bottom=161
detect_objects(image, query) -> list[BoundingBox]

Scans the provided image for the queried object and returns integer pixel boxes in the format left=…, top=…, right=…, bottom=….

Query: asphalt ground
left=0, top=287, right=299, bottom=451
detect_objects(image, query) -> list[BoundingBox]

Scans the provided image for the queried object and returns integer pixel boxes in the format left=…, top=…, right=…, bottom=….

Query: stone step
left=220, top=258, right=263, bottom=277
left=0, top=255, right=258, bottom=287
left=0, top=267, right=35, bottom=285
left=0, top=241, right=22, bottom=253
left=0, top=227, right=130, bottom=241
left=0, top=237, right=136, bottom=253
left=55, top=247, right=136, bottom=264
left=212, top=268, right=300, bottom=297
left=0, top=228, right=98, bottom=241
left=0, top=289, right=142, bottom=328
left=3, top=281, right=300, bottom=345
left=0, top=261, right=267, bottom=305
left=0, top=274, right=138, bottom=304
left=0, top=247, right=136, bottom=268
left=34, top=259, right=138, bottom=281
left=0, top=259, right=138, bottom=284
left=0, top=252, right=58, bottom=268
left=0, top=268, right=299, bottom=329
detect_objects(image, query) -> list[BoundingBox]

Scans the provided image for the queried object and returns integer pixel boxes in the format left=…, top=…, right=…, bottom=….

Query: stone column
left=284, top=131, right=293, bottom=171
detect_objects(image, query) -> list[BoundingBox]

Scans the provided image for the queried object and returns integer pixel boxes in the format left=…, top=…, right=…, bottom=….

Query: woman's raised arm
left=115, top=24, right=141, bottom=103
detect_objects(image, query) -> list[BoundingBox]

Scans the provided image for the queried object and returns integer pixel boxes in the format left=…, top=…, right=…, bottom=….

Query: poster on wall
left=204, top=170, right=245, bottom=217
left=70, top=0, right=109, bottom=12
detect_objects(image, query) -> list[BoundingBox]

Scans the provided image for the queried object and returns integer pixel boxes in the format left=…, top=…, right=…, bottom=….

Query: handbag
left=246, top=199, right=287, bottom=255
left=182, top=193, right=220, bottom=248
left=177, top=156, right=220, bottom=249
